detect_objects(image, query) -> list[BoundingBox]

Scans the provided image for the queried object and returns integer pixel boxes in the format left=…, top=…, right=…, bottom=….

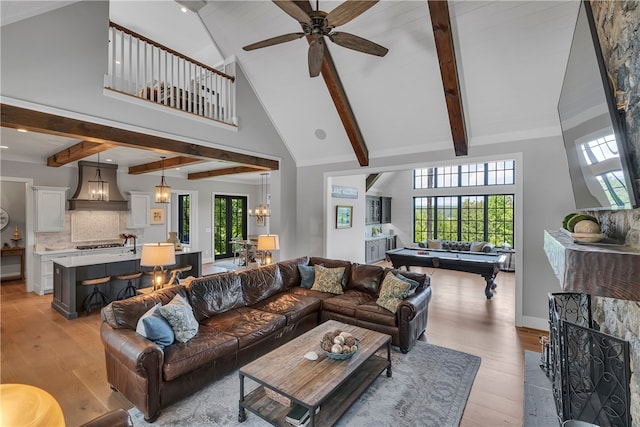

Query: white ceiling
left=0, top=1, right=581, bottom=176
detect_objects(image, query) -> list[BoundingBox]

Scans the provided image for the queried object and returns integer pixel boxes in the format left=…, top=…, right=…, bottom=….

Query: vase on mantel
left=166, top=232, right=182, bottom=251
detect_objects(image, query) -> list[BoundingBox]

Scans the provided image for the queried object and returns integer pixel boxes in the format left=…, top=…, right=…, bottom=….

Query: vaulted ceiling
left=1, top=0, right=581, bottom=176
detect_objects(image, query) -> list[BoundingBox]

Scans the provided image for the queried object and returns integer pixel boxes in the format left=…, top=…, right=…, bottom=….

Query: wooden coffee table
left=238, top=320, right=392, bottom=426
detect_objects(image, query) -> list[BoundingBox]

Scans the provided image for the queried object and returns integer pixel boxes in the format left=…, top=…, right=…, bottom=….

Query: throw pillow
left=470, top=241, right=485, bottom=252
left=135, top=303, right=175, bottom=348
left=159, top=294, right=199, bottom=343
left=298, top=264, right=316, bottom=289
left=310, top=265, right=345, bottom=294
left=396, top=273, right=419, bottom=296
left=376, top=273, right=411, bottom=314
left=427, top=239, right=442, bottom=249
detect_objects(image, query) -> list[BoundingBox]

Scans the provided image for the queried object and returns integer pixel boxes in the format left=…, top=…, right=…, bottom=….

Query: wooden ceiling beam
left=294, top=1, right=369, bottom=167
left=47, top=141, right=112, bottom=167
left=365, top=173, right=382, bottom=192
left=129, top=156, right=202, bottom=175
left=1, top=104, right=279, bottom=171
left=428, top=0, right=468, bottom=156
left=187, top=166, right=264, bottom=180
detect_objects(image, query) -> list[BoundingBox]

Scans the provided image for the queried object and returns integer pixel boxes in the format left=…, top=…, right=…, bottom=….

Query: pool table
left=386, top=247, right=507, bottom=299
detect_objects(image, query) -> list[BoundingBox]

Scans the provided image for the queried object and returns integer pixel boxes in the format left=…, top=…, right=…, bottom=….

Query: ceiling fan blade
left=326, top=0, right=379, bottom=27
left=308, top=38, right=325, bottom=78
left=243, top=33, right=305, bottom=51
left=273, top=0, right=311, bottom=25
left=328, top=32, right=388, bottom=57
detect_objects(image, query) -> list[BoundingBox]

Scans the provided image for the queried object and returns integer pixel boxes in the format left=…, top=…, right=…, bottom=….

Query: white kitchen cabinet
left=127, top=191, right=150, bottom=228
left=33, top=186, right=68, bottom=232
left=34, top=251, right=76, bottom=295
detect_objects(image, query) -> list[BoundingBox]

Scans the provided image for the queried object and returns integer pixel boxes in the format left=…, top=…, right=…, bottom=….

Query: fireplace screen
left=548, top=293, right=631, bottom=427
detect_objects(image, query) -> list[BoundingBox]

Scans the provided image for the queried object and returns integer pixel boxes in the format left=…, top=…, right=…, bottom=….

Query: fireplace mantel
left=544, top=230, right=640, bottom=301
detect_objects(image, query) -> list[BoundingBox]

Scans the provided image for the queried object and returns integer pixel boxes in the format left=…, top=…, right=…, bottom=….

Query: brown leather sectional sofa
left=100, top=256, right=432, bottom=422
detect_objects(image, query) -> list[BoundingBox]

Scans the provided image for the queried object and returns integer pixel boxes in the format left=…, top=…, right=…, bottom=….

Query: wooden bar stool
left=115, top=272, right=143, bottom=300
left=167, top=265, right=192, bottom=286
left=80, top=276, right=111, bottom=314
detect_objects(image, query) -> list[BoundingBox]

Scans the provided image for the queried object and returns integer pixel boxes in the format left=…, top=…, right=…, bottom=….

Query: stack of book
left=285, top=404, right=319, bottom=426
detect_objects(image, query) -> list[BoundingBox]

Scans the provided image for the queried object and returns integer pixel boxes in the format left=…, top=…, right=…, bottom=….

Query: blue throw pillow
left=298, top=264, right=316, bottom=288
left=395, top=273, right=419, bottom=297
left=136, top=303, right=174, bottom=348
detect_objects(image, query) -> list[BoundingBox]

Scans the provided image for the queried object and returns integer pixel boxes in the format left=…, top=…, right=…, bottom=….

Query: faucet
left=121, top=234, right=137, bottom=254
left=129, top=236, right=137, bottom=254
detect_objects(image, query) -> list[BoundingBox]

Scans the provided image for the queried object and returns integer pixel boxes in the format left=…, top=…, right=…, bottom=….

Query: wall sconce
left=257, top=234, right=279, bottom=265
left=140, top=243, right=176, bottom=290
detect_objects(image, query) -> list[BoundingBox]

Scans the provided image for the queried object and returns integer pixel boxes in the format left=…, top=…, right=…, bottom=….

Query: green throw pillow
left=310, top=265, right=345, bottom=294
left=159, top=294, right=199, bottom=343
left=376, top=273, right=411, bottom=313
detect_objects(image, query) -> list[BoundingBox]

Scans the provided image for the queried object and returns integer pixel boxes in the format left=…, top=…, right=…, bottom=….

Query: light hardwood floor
left=0, top=263, right=545, bottom=426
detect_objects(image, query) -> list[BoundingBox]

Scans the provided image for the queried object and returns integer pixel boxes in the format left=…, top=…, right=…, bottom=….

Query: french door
left=214, top=195, right=247, bottom=260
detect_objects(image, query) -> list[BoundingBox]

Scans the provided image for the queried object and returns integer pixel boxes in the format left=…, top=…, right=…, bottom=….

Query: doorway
left=214, top=195, right=247, bottom=260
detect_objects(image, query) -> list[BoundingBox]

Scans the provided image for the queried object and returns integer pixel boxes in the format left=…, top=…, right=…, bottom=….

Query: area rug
left=129, top=341, right=481, bottom=426
left=523, top=350, right=558, bottom=426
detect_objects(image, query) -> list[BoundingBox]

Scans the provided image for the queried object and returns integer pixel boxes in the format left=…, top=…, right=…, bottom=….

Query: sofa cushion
left=298, top=264, right=316, bottom=288
left=310, top=265, right=344, bottom=294
left=135, top=303, right=174, bottom=348
left=288, top=287, right=336, bottom=300
left=277, top=257, right=309, bottom=290
left=355, top=303, right=397, bottom=327
left=349, top=263, right=384, bottom=294
left=376, top=273, right=411, bottom=314
left=108, top=285, right=188, bottom=330
left=384, top=269, right=429, bottom=290
left=207, top=307, right=286, bottom=349
left=162, top=324, right=238, bottom=382
left=238, top=264, right=283, bottom=306
left=308, top=257, right=351, bottom=289
left=189, top=272, right=245, bottom=322
left=159, top=294, right=199, bottom=343
left=427, top=239, right=443, bottom=249
left=470, top=241, right=485, bottom=252
left=395, top=274, right=419, bottom=296
left=252, top=293, right=321, bottom=325
left=322, top=290, right=377, bottom=317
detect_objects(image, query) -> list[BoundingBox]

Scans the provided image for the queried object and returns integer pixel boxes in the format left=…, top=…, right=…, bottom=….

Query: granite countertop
left=34, top=244, right=142, bottom=256
left=365, top=234, right=395, bottom=241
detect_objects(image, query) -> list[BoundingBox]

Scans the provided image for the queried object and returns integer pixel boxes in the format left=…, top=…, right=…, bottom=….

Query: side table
left=496, top=248, right=515, bottom=272
left=1, top=246, right=25, bottom=281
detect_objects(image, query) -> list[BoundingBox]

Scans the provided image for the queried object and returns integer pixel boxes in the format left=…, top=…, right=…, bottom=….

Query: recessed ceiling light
left=175, top=167, right=181, bottom=171
left=314, top=129, right=327, bottom=140
left=105, top=158, right=113, bottom=162
left=0, top=145, right=8, bottom=149
left=115, top=60, right=121, bottom=64
left=181, top=6, right=187, bottom=13
left=17, top=128, right=28, bottom=133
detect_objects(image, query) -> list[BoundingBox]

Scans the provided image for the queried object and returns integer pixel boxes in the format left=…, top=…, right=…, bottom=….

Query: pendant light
left=249, top=173, right=271, bottom=221
left=88, top=153, right=109, bottom=201
left=155, top=157, right=171, bottom=203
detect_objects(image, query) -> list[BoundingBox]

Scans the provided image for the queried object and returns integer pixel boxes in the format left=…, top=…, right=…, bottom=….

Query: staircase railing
left=105, top=22, right=236, bottom=125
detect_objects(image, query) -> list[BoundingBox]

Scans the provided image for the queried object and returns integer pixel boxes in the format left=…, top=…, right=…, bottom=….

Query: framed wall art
left=150, top=208, right=165, bottom=225
left=336, top=205, right=353, bottom=229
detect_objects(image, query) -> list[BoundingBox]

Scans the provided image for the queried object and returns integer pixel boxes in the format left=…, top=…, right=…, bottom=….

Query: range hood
left=69, top=161, right=128, bottom=211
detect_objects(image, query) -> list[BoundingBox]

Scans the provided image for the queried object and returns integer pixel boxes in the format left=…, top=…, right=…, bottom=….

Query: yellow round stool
left=0, top=383, right=65, bottom=426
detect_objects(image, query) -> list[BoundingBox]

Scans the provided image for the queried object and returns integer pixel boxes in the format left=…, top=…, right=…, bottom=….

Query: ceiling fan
left=242, top=0, right=388, bottom=78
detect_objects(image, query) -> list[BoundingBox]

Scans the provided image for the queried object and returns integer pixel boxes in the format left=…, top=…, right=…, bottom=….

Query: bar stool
left=80, top=276, right=111, bottom=314
left=167, top=265, right=192, bottom=286
left=115, top=271, right=143, bottom=300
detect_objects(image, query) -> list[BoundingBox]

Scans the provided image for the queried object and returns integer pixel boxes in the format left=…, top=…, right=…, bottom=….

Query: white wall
left=326, top=175, right=366, bottom=263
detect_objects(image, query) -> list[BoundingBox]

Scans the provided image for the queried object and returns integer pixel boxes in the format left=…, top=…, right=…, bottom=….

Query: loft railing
left=105, top=22, right=236, bottom=125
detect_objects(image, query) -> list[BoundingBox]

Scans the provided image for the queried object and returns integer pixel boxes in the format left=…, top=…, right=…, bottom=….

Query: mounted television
left=558, top=1, right=638, bottom=210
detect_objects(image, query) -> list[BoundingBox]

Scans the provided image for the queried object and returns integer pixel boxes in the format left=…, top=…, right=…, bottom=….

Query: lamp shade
left=257, top=234, right=280, bottom=251
left=140, top=243, right=176, bottom=267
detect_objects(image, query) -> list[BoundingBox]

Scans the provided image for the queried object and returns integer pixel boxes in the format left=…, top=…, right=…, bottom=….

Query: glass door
left=214, top=195, right=247, bottom=260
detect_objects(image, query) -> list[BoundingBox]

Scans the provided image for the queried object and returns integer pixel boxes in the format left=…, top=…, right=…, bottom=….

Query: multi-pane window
left=414, top=195, right=514, bottom=246
left=414, top=160, right=515, bottom=189
left=178, top=194, right=190, bottom=245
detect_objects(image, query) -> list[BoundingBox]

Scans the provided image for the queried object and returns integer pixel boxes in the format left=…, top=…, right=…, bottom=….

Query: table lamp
left=257, top=234, right=279, bottom=265
left=140, top=243, right=176, bottom=290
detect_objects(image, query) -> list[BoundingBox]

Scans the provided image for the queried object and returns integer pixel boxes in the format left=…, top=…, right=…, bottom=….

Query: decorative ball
left=574, top=220, right=601, bottom=234
left=344, top=337, right=356, bottom=347
left=339, top=332, right=352, bottom=339
left=350, top=345, right=358, bottom=353
left=333, top=335, right=345, bottom=345
left=321, top=340, right=333, bottom=351
left=342, top=345, right=352, bottom=353
left=331, top=344, right=343, bottom=354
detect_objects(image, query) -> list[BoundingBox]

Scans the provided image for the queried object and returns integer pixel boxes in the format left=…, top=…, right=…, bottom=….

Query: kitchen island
left=52, top=250, right=201, bottom=319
